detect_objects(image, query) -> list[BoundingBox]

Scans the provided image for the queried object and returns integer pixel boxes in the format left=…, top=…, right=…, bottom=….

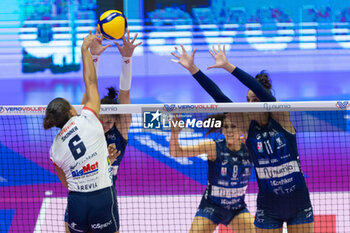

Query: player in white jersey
left=44, top=34, right=119, bottom=233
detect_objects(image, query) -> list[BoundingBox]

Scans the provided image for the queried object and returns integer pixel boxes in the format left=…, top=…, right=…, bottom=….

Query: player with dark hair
left=62, top=30, right=141, bottom=233
left=85, top=29, right=141, bottom=184
left=171, top=44, right=314, bottom=233
left=44, top=34, right=120, bottom=233
left=169, top=113, right=255, bottom=233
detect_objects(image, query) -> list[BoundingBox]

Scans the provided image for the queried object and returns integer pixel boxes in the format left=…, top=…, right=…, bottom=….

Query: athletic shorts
left=66, top=186, right=119, bottom=233
left=195, top=198, right=249, bottom=226
left=254, top=205, right=314, bottom=229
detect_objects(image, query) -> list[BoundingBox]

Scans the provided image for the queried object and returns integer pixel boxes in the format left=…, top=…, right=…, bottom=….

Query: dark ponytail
left=101, top=87, right=119, bottom=104
left=255, top=70, right=274, bottom=96
left=43, top=98, right=71, bottom=130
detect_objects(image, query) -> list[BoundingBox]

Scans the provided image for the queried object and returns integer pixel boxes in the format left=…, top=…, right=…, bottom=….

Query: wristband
left=119, top=57, right=132, bottom=90
left=92, top=55, right=100, bottom=76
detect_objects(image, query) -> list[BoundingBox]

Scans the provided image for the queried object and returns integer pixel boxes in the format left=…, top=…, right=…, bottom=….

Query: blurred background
left=1, top=0, right=350, bottom=105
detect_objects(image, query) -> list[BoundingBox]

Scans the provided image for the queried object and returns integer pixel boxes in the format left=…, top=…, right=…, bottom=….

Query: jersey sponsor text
left=72, top=161, right=99, bottom=177
left=256, top=160, right=300, bottom=179
left=211, top=185, right=247, bottom=198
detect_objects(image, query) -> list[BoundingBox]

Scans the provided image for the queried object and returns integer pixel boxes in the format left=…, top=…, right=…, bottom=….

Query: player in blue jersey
left=169, top=114, right=255, bottom=233
left=171, top=44, right=314, bottom=233
left=82, top=29, right=141, bottom=182
left=44, top=34, right=120, bottom=233
left=94, top=29, right=141, bottom=184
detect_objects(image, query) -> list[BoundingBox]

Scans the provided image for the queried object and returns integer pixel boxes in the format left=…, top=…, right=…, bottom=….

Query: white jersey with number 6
left=50, top=107, right=113, bottom=192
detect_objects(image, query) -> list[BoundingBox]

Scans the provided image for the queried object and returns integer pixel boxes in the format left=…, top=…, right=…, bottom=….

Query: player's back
left=50, top=107, right=113, bottom=192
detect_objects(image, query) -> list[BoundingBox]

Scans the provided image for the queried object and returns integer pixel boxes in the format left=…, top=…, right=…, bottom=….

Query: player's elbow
left=169, top=146, right=183, bottom=157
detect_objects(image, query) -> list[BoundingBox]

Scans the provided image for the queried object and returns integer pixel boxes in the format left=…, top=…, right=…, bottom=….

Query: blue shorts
left=66, top=186, right=119, bottom=233
left=195, top=198, right=249, bottom=226
left=254, top=205, right=314, bottom=229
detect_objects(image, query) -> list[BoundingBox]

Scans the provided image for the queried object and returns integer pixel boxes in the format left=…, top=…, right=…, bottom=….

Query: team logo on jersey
left=143, top=110, right=162, bottom=129
left=221, top=167, right=227, bottom=176
left=221, top=160, right=228, bottom=166
left=71, top=161, right=99, bottom=177
left=257, top=142, right=263, bottom=153
left=242, top=159, right=250, bottom=165
left=218, top=180, right=229, bottom=186
left=258, top=159, right=270, bottom=165
left=269, top=131, right=276, bottom=137
left=276, top=137, right=285, bottom=149
left=106, top=134, right=116, bottom=140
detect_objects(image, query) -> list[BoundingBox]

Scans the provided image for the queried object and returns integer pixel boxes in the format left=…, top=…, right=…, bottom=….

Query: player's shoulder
left=80, top=107, right=101, bottom=123
left=214, top=138, right=225, bottom=144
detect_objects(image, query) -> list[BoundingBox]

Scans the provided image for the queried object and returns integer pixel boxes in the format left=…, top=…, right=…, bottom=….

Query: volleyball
left=97, top=10, right=128, bottom=40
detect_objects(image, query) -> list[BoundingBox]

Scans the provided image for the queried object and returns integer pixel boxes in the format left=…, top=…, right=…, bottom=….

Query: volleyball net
left=0, top=101, right=349, bottom=233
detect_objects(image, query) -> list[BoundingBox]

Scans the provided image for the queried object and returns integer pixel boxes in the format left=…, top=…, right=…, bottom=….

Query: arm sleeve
left=231, top=67, right=276, bottom=102
left=192, top=70, right=232, bottom=103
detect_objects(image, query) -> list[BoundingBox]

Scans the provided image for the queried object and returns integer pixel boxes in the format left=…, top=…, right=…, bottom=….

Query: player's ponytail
left=101, top=87, right=119, bottom=104
left=255, top=70, right=274, bottom=96
left=43, top=98, right=71, bottom=130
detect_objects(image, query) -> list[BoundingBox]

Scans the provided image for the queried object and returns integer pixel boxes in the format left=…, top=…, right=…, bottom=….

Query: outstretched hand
left=115, top=30, right=142, bottom=57
left=82, top=33, right=101, bottom=50
left=108, top=144, right=121, bottom=164
left=207, top=44, right=231, bottom=70
left=171, top=44, right=198, bottom=74
left=88, top=30, right=112, bottom=56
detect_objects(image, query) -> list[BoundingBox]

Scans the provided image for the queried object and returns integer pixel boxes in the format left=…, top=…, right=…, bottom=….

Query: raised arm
left=81, top=34, right=101, bottom=115
left=114, top=30, right=142, bottom=105
left=171, top=44, right=232, bottom=103
left=208, top=44, right=276, bottom=102
left=209, top=45, right=294, bottom=133
left=113, top=30, right=142, bottom=140
left=81, top=30, right=112, bottom=105
left=169, top=116, right=216, bottom=160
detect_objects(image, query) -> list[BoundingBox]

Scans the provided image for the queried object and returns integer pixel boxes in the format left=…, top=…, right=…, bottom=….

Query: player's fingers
left=180, top=44, right=187, bottom=54
left=212, top=45, right=218, bottom=54
left=96, top=36, right=102, bottom=43
left=223, top=44, right=226, bottom=53
left=171, top=52, right=180, bottom=59
left=209, top=50, right=215, bottom=58
left=114, top=41, right=121, bottom=49
left=174, top=46, right=181, bottom=55
left=218, top=44, right=222, bottom=52
left=131, top=33, right=138, bottom=44
left=135, top=41, right=142, bottom=47
left=127, top=29, right=130, bottom=41
left=192, top=48, right=198, bottom=57
left=122, top=35, right=127, bottom=44
left=103, top=44, right=112, bottom=51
